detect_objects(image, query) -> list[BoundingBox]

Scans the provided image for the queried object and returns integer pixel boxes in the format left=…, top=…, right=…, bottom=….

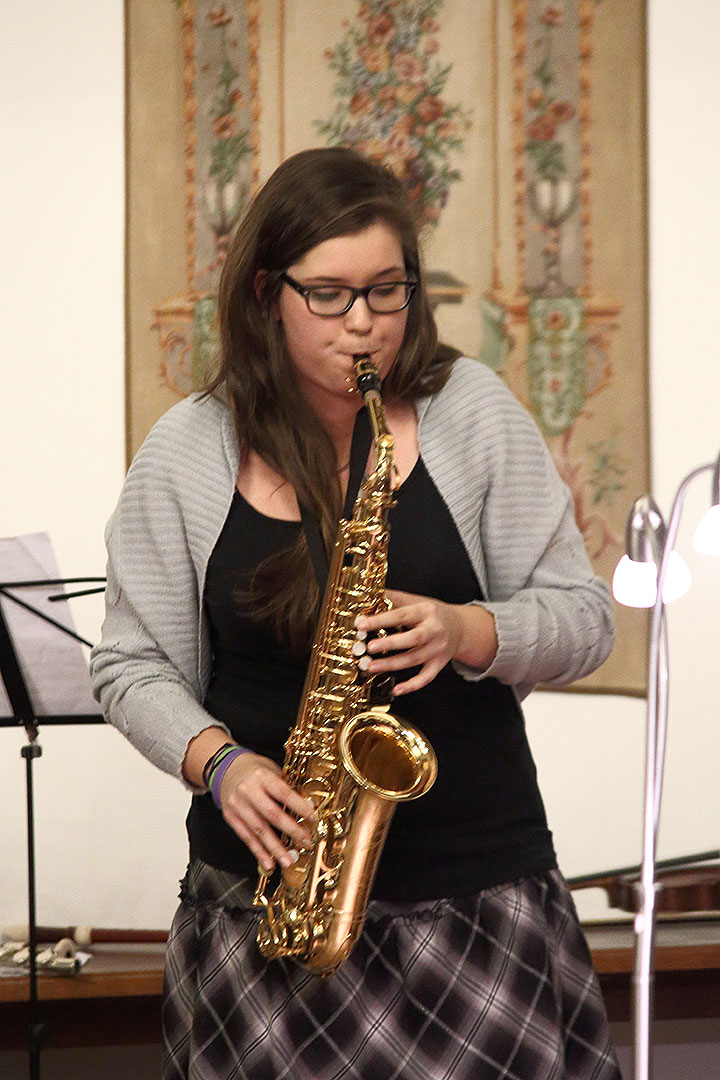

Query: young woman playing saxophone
left=91, top=147, right=622, bottom=1080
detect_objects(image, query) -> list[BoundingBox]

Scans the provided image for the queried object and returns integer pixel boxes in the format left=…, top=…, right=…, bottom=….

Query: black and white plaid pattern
left=163, top=861, right=623, bottom=1080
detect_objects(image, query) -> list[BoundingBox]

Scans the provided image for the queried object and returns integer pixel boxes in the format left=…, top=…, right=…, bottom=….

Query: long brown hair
left=204, top=146, right=457, bottom=650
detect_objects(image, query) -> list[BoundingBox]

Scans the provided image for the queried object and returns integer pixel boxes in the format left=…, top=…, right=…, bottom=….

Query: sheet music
left=0, top=532, right=100, bottom=719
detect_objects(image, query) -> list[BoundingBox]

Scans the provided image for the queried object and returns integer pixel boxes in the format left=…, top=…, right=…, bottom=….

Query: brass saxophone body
left=252, top=356, right=437, bottom=975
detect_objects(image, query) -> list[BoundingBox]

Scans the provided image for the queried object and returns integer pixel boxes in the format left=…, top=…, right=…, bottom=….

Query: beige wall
left=1, top=2, right=720, bottom=1075
left=0, top=0, right=718, bottom=959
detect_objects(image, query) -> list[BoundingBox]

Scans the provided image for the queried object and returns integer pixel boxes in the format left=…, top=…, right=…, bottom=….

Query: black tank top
left=187, top=458, right=556, bottom=900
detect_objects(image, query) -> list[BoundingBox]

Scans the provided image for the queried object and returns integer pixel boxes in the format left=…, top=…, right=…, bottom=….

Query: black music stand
left=0, top=575, right=105, bottom=1080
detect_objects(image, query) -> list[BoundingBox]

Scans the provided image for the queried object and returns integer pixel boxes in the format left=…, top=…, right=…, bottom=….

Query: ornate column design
left=484, top=0, right=622, bottom=559
left=153, top=1, right=261, bottom=396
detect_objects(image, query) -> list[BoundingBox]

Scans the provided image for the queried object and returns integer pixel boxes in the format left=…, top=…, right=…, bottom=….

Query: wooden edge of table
left=0, top=944, right=166, bottom=1003
left=2, top=918, right=719, bottom=1004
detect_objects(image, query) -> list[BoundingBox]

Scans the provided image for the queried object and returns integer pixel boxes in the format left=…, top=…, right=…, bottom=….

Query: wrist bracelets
left=202, top=742, right=251, bottom=808
left=202, top=742, right=236, bottom=789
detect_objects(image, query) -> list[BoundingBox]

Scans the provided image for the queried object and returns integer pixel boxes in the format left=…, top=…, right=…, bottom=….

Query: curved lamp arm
left=629, top=461, right=714, bottom=1080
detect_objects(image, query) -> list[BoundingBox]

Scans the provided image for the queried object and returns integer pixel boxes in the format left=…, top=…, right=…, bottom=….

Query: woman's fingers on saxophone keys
left=262, top=783, right=315, bottom=852
left=237, top=809, right=305, bottom=873
left=246, top=816, right=282, bottom=868
left=221, top=755, right=315, bottom=869
left=232, top=812, right=278, bottom=872
left=265, top=771, right=316, bottom=824
left=355, top=590, right=459, bottom=692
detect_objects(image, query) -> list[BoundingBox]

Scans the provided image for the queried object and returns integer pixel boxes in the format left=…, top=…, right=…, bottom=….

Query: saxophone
left=252, top=355, right=437, bottom=975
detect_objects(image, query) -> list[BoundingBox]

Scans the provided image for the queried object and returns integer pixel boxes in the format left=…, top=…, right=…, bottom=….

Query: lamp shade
left=612, top=551, right=692, bottom=608
left=692, top=503, right=720, bottom=556
left=612, top=555, right=657, bottom=608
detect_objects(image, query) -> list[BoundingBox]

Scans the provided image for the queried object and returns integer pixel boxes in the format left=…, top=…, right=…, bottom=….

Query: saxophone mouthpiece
left=353, top=354, right=381, bottom=399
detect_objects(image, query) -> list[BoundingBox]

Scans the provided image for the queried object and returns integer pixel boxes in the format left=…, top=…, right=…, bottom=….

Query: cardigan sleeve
left=89, top=404, right=231, bottom=785
left=475, top=496, right=616, bottom=693
left=421, top=359, right=615, bottom=695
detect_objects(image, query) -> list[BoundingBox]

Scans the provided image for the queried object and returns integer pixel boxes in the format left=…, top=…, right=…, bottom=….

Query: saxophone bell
left=339, top=710, right=436, bottom=801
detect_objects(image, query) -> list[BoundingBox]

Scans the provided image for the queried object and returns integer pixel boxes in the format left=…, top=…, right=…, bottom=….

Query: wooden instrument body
left=568, top=851, right=720, bottom=915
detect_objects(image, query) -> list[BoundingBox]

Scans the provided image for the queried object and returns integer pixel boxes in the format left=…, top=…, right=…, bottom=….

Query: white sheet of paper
left=0, top=532, right=101, bottom=720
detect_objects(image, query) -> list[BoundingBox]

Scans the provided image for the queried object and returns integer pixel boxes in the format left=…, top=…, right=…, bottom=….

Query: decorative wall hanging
left=127, top=0, right=648, bottom=693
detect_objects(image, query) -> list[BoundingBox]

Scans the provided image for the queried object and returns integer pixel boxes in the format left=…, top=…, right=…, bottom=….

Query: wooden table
left=2, top=920, right=720, bottom=1050
left=1, top=943, right=165, bottom=1050
left=585, top=917, right=720, bottom=1024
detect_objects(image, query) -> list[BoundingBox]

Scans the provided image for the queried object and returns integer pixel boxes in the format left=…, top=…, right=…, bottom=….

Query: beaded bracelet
left=209, top=746, right=250, bottom=809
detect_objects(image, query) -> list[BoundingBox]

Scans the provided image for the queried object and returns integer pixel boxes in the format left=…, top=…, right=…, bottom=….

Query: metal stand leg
left=22, top=738, right=46, bottom=1080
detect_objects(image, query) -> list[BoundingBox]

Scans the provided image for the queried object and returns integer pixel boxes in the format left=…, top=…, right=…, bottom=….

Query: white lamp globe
left=612, top=552, right=692, bottom=608
left=661, top=551, right=693, bottom=603
left=692, top=504, right=720, bottom=557
left=612, top=555, right=657, bottom=608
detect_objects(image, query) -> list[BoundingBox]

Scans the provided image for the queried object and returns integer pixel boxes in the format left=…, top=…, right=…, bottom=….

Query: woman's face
left=276, top=221, right=409, bottom=411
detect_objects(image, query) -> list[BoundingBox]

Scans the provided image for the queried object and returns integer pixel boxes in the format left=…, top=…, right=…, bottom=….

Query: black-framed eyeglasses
left=280, top=272, right=417, bottom=316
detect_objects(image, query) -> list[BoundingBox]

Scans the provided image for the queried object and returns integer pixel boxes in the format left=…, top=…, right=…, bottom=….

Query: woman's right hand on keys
left=218, top=752, right=316, bottom=872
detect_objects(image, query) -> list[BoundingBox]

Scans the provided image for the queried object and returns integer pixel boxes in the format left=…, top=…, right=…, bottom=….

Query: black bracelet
left=202, top=742, right=237, bottom=789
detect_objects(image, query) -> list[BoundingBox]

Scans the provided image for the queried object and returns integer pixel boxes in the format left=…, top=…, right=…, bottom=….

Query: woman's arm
left=474, top=495, right=615, bottom=690
left=89, top=444, right=224, bottom=783
left=359, top=360, right=615, bottom=695
left=90, top=398, right=315, bottom=865
left=182, top=727, right=314, bottom=870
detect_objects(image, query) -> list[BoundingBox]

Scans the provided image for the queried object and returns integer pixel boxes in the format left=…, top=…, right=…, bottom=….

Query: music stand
left=0, top=542, right=105, bottom=1080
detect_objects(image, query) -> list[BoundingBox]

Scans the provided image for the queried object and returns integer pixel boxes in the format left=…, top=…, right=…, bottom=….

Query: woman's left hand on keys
left=355, top=588, right=498, bottom=695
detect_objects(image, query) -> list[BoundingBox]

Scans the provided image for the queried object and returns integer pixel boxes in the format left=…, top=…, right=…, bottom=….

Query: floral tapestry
left=126, top=0, right=648, bottom=693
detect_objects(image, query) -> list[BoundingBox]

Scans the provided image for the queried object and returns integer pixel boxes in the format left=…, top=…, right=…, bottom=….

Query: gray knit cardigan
left=90, top=357, right=614, bottom=785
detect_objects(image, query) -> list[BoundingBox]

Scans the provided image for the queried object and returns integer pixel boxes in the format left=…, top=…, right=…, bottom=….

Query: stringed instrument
left=567, top=849, right=720, bottom=914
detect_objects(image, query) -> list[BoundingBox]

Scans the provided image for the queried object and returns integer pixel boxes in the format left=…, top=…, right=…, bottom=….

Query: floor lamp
left=611, top=452, right=720, bottom=1080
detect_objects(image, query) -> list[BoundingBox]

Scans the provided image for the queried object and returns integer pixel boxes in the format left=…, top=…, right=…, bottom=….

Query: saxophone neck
left=353, top=356, right=396, bottom=513
left=353, top=355, right=393, bottom=448
left=353, top=354, right=382, bottom=399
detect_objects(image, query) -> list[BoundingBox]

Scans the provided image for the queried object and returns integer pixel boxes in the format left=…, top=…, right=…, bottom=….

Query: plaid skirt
left=162, top=860, right=623, bottom=1080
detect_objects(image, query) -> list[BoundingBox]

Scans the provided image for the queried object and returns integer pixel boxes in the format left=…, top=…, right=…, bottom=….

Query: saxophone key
left=367, top=674, right=396, bottom=706
left=281, top=861, right=307, bottom=889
